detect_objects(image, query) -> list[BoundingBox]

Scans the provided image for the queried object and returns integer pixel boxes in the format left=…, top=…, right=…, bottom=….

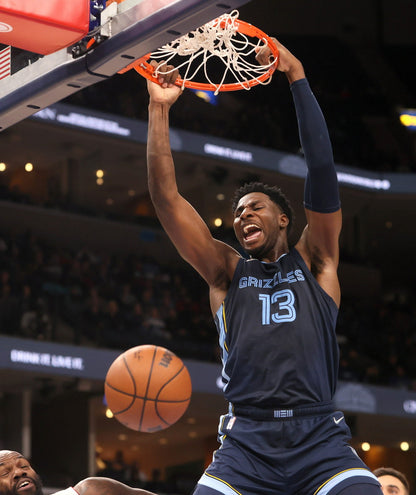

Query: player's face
left=233, top=192, right=288, bottom=260
left=377, top=475, right=407, bottom=495
left=0, top=451, right=43, bottom=495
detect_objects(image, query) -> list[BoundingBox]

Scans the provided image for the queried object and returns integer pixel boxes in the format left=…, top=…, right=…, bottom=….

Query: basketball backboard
left=0, top=0, right=251, bottom=131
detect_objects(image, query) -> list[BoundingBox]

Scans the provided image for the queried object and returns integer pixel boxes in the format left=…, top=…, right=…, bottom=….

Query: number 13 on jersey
left=259, top=289, right=296, bottom=324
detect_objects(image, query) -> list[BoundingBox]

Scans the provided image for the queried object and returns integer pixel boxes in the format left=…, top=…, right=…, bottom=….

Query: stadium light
left=399, top=108, right=416, bottom=130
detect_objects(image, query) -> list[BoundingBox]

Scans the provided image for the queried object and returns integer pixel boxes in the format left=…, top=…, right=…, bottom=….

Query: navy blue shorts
left=192, top=404, right=382, bottom=495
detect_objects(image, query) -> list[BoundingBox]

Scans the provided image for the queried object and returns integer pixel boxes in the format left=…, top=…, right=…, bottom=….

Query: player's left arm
left=290, top=76, right=342, bottom=306
left=257, top=39, right=342, bottom=304
left=74, top=477, right=157, bottom=495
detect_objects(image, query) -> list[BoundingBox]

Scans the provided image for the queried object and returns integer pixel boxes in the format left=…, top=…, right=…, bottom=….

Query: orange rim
left=119, top=19, right=279, bottom=92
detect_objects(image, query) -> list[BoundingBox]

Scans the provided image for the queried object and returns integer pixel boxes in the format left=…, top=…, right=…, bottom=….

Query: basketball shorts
left=192, top=402, right=382, bottom=495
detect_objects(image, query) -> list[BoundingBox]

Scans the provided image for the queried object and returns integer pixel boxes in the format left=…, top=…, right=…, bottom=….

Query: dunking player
left=0, top=450, right=156, bottom=495
left=146, top=38, right=383, bottom=494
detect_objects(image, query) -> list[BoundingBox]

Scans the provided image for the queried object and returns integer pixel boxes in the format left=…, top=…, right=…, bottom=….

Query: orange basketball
left=104, top=345, right=192, bottom=432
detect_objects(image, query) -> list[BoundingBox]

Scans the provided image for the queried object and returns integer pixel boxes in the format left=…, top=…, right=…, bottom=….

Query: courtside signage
left=34, top=106, right=132, bottom=137
left=0, top=335, right=118, bottom=379
left=10, top=349, right=84, bottom=371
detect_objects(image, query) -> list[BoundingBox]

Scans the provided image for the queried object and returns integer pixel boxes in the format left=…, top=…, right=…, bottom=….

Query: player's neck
left=255, top=244, right=289, bottom=263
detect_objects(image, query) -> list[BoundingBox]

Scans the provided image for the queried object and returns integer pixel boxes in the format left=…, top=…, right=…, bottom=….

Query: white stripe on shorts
left=198, top=472, right=242, bottom=495
left=315, top=468, right=379, bottom=495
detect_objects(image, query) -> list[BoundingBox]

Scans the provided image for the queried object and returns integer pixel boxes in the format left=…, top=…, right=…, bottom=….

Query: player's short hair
left=373, top=467, right=410, bottom=494
left=231, top=182, right=294, bottom=234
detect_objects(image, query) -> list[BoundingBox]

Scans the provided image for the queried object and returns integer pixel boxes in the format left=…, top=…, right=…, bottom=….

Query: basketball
left=104, top=345, right=192, bottom=432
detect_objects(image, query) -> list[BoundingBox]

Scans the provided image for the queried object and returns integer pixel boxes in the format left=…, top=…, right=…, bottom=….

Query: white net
left=149, top=10, right=277, bottom=94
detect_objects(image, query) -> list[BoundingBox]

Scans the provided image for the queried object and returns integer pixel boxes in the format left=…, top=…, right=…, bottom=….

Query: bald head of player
left=0, top=449, right=158, bottom=495
left=0, top=450, right=43, bottom=495
left=373, top=467, right=410, bottom=495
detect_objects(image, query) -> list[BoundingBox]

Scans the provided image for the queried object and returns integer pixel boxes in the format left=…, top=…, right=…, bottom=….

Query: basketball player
left=374, top=467, right=410, bottom=495
left=0, top=450, right=156, bottom=495
left=145, top=39, right=383, bottom=494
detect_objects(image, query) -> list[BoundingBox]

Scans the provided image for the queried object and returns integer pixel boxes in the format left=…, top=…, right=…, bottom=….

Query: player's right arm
left=146, top=67, right=240, bottom=309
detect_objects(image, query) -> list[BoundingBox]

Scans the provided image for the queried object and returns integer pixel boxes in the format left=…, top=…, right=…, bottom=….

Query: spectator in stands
left=141, top=305, right=171, bottom=346
left=107, top=450, right=129, bottom=484
left=128, top=462, right=147, bottom=489
left=62, top=285, right=86, bottom=333
left=17, top=283, right=38, bottom=332
left=20, top=295, right=52, bottom=340
left=373, top=467, right=410, bottom=495
left=124, top=302, right=146, bottom=339
left=82, top=287, right=105, bottom=344
left=0, top=282, right=19, bottom=334
left=144, top=468, right=166, bottom=493
left=100, top=299, right=129, bottom=348
left=118, top=283, right=138, bottom=312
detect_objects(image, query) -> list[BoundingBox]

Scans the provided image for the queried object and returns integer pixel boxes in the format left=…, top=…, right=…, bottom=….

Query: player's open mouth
left=16, top=480, right=34, bottom=492
left=243, top=224, right=262, bottom=242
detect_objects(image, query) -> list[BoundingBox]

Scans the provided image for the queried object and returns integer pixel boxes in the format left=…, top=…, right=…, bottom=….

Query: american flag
left=0, top=45, right=11, bottom=80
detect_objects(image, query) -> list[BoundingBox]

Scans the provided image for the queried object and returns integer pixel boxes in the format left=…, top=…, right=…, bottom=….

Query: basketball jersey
left=52, top=488, right=78, bottom=495
left=214, top=248, right=339, bottom=407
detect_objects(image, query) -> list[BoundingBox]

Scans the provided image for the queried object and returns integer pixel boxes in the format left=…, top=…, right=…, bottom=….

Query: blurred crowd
left=337, top=294, right=416, bottom=390
left=0, top=229, right=217, bottom=361
left=1, top=228, right=416, bottom=391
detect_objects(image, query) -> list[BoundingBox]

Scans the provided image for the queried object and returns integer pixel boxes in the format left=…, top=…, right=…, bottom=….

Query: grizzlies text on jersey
left=215, top=248, right=339, bottom=408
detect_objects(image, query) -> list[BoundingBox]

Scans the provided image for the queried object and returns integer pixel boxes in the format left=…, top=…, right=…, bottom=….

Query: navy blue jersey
left=215, top=248, right=339, bottom=408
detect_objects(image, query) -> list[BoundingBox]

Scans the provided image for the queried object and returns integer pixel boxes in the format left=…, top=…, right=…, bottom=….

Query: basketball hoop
left=119, top=10, right=279, bottom=95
